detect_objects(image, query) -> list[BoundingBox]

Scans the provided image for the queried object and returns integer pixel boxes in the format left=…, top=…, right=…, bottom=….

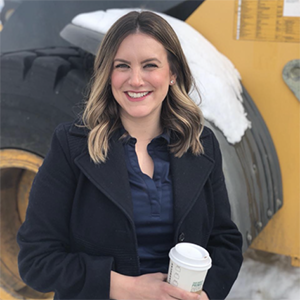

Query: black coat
left=17, top=121, right=243, bottom=300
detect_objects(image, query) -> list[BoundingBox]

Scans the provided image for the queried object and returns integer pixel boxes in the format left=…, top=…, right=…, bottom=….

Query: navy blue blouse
left=122, top=130, right=174, bottom=274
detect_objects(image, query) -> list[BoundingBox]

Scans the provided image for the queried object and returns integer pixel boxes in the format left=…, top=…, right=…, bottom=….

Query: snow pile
left=72, top=9, right=251, bottom=144
left=227, top=249, right=300, bottom=300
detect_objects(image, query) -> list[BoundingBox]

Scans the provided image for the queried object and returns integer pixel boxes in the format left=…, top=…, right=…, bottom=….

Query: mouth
left=125, top=91, right=152, bottom=101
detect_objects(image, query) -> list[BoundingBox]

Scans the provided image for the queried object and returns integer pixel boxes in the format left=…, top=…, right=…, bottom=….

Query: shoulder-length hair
left=82, top=11, right=204, bottom=163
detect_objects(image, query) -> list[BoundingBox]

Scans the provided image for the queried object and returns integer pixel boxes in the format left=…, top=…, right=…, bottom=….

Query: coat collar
left=72, top=124, right=214, bottom=228
left=69, top=121, right=89, bottom=137
left=170, top=150, right=214, bottom=229
left=74, top=130, right=134, bottom=222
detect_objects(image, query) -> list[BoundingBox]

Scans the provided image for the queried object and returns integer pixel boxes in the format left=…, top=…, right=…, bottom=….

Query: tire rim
left=0, top=149, right=52, bottom=299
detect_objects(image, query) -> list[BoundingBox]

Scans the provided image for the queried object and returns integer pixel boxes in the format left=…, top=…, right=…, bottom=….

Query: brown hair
left=82, top=11, right=204, bottom=163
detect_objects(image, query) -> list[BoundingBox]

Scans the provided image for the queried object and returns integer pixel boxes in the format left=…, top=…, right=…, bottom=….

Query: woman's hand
left=199, top=291, right=209, bottom=300
left=110, top=271, right=207, bottom=300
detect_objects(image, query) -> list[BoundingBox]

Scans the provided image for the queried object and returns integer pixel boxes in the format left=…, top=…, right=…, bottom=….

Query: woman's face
left=111, top=33, right=176, bottom=123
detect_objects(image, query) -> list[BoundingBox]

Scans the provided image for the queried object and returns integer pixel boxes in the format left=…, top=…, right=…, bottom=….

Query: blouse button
left=178, top=232, right=185, bottom=242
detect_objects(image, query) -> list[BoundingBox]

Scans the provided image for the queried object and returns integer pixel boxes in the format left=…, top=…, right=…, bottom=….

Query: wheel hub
left=0, top=149, right=52, bottom=299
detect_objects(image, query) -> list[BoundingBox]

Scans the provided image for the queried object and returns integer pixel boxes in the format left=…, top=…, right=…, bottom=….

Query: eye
left=144, top=63, right=158, bottom=68
left=115, top=64, right=130, bottom=69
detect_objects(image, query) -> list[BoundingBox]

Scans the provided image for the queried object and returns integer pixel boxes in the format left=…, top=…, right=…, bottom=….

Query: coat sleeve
left=202, top=132, right=243, bottom=300
left=17, top=124, right=114, bottom=299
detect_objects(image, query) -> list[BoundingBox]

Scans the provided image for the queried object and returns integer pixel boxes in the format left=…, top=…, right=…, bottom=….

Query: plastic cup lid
left=169, top=243, right=212, bottom=271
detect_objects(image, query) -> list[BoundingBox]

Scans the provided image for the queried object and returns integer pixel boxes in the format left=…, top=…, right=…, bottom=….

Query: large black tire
left=1, top=47, right=93, bottom=156
left=0, top=47, right=93, bottom=299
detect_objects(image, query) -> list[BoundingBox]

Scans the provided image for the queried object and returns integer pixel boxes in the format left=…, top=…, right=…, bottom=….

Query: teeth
left=127, top=92, right=149, bottom=98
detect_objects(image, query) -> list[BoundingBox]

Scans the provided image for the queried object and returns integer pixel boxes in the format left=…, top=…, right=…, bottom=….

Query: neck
left=120, top=115, right=162, bottom=142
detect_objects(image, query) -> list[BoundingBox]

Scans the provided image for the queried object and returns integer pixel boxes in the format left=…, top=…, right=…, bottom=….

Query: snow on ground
left=227, top=249, right=300, bottom=300
left=72, top=8, right=251, bottom=144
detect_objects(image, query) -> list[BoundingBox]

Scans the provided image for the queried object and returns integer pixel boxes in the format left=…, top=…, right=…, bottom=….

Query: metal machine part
left=206, top=86, right=282, bottom=251
left=282, top=59, right=300, bottom=102
left=60, top=24, right=105, bottom=56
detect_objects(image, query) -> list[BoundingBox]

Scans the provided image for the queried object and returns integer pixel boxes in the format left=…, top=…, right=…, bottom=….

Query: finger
left=199, top=291, right=209, bottom=300
left=168, top=286, right=200, bottom=300
left=154, top=272, right=168, bottom=281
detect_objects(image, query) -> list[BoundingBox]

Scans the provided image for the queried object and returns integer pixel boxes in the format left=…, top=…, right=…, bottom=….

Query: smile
left=125, top=91, right=152, bottom=102
left=127, top=91, right=150, bottom=98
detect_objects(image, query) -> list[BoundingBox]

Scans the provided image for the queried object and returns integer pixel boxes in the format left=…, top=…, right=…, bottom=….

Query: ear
left=170, top=73, right=177, bottom=85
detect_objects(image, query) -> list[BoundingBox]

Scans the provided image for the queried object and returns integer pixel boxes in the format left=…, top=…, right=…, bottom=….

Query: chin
left=127, top=110, right=152, bottom=119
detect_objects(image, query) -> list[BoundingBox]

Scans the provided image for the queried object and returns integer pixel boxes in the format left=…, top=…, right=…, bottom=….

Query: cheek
left=150, top=72, right=171, bottom=90
left=110, top=74, right=124, bottom=104
left=110, top=72, right=125, bottom=90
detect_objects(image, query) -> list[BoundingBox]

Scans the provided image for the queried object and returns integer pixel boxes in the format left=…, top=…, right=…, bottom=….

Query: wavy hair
left=82, top=11, right=204, bottom=163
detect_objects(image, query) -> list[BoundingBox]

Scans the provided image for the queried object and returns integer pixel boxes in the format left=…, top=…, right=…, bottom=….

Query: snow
left=227, top=249, right=300, bottom=300
left=72, top=8, right=251, bottom=144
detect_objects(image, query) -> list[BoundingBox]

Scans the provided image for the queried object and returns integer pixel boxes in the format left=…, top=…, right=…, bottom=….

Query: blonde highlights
left=82, top=11, right=204, bottom=163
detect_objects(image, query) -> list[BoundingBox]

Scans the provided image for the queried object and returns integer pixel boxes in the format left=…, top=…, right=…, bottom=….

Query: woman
left=17, top=11, right=243, bottom=300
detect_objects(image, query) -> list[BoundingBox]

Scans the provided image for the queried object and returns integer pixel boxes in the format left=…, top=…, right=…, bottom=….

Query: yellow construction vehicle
left=187, top=0, right=299, bottom=266
left=0, top=0, right=298, bottom=299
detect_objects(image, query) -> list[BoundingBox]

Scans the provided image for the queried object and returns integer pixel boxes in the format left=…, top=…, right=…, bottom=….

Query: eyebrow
left=113, top=58, right=162, bottom=64
left=142, top=58, right=161, bottom=64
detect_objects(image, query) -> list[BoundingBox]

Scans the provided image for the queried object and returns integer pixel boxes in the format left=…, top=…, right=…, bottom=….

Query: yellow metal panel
left=187, top=0, right=300, bottom=262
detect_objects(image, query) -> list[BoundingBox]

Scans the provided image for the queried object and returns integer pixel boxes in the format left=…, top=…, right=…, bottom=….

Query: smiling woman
left=82, top=11, right=205, bottom=165
left=17, top=11, right=243, bottom=300
left=111, top=33, right=175, bottom=124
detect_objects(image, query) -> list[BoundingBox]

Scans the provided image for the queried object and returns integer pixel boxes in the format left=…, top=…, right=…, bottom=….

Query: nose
left=128, top=68, right=144, bottom=86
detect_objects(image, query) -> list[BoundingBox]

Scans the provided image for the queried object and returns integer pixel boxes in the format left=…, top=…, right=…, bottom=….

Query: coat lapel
left=74, top=132, right=134, bottom=222
left=170, top=133, right=215, bottom=228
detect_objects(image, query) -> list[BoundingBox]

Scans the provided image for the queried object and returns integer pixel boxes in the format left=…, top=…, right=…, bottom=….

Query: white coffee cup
left=167, top=243, right=212, bottom=294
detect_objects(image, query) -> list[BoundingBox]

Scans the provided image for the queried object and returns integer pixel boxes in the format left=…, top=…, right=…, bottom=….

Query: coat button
left=178, top=232, right=185, bottom=242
